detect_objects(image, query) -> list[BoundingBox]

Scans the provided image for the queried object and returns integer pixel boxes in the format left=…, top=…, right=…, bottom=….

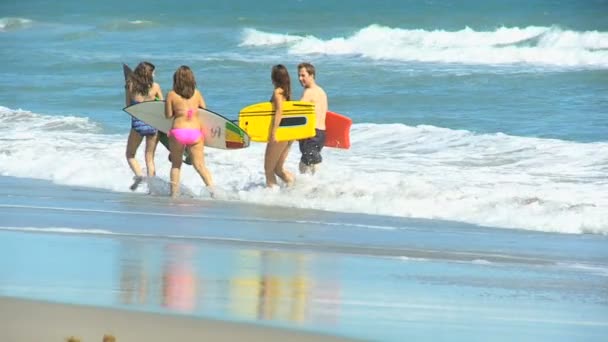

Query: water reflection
left=229, top=251, right=313, bottom=322
left=161, top=244, right=198, bottom=312
left=116, top=241, right=341, bottom=326
left=118, top=244, right=148, bottom=306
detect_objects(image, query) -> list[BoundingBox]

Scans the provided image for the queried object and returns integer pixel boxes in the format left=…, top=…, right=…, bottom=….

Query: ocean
left=0, top=0, right=607, bottom=341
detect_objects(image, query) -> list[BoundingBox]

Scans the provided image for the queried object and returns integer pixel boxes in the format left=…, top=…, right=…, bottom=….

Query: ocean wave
left=241, top=25, right=608, bottom=68
left=0, top=106, right=606, bottom=235
left=240, top=28, right=304, bottom=46
left=0, top=17, right=33, bottom=32
left=0, top=106, right=101, bottom=133
left=558, top=262, right=608, bottom=277
left=97, top=19, right=158, bottom=32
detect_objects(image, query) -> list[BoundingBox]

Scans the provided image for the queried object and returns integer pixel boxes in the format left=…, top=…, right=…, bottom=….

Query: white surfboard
left=124, top=101, right=250, bottom=150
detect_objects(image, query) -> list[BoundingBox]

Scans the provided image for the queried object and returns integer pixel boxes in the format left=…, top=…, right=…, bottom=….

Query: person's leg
left=168, top=136, right=185, bottom=198
left=274, top=141, right=294, bottom=186
left=298, top=139, right=313, bottom=174
left=299, top=161, right=310, bottom=174
left=126, top=129, right=145, bottom=190
left=144, top=133, right=159, bottom=177
left=308, top=147, right=322, bottom=175
left=310, top=130, right=326, bottom=175
left=264, top=141, right=286, bottom=187
left=188, top=140, right=214, bottom=190
left=126, top=129, right=144, bottom=176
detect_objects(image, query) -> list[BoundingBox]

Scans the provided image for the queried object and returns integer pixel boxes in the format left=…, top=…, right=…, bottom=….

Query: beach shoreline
left=1, top=175, right=607, bottom=341
left=0, top=296, right=359, bottom=342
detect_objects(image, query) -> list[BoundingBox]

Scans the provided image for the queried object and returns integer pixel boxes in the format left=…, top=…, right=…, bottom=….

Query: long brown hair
left=173, top=65, right=196, bottom=99
left=128, top=61, right=155, bottom=96
left=271, top=64, right=291, bottom=100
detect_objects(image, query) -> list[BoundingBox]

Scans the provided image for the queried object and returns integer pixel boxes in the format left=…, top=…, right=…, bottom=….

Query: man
left=297, top=62, right=328, bottom=174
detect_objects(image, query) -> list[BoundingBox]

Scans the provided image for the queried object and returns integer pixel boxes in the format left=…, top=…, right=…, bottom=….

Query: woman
left=264, top=64, right=295, bottom=188
left=125, top=61, right=163, bottom=190
left=165, top=65, right=214, bottom=197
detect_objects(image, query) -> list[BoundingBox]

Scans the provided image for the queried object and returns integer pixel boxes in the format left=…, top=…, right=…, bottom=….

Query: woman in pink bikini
left=165, top=65, right=214, bottom=197
left=264, top=64, right=295, bottom=188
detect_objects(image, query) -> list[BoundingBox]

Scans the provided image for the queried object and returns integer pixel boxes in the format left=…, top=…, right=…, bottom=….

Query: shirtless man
left=297, top=62, right=328, bottom=174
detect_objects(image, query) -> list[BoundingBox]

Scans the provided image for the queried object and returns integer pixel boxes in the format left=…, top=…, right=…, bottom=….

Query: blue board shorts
left=299, top=129, right=326, bottom=165
left=131, top=117, right=157, bottom=136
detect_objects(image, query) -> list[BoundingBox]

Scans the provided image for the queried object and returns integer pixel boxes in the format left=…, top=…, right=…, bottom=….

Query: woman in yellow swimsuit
left=264, top=64, right=295, bottom=188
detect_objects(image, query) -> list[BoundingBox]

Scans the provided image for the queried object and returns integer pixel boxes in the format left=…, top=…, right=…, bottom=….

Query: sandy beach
left=0, top=296, right=358, bottom=342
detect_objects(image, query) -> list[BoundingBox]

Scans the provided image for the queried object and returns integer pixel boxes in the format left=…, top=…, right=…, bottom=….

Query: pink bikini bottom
left=169, top=128, right=203, bottom=146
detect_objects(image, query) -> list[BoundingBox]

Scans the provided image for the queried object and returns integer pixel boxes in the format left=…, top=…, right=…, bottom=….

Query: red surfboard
left=325, top=111, right=352, bottom=149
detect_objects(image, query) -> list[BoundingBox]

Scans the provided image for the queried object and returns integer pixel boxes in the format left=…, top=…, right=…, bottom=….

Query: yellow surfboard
left=238, top=101, right=316, bottom=142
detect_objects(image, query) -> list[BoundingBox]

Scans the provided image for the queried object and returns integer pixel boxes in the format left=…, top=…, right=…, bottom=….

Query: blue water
left=1, top=0, right=606, bottom=234
left=0, top=1, right=607, bottom=340
left=1, top=0, right=607, bottom=140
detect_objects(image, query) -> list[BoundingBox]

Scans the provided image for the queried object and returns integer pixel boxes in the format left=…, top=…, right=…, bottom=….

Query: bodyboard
left=238, top=101, right=316, bottom=142
left=325, top=111, right=352, bottom=149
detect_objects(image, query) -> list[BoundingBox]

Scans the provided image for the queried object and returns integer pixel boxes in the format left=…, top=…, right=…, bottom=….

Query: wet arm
left=155, top=83, right=164, bottom=101
left=199, top=91, right=206, bottom=109
left=125, top=84, right=131, bottom=107
left=271, top=90, right=284, bottom=140
left=165, top=93, right=174, bottom=119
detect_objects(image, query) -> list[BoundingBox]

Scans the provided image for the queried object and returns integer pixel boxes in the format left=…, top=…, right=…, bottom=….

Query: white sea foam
left=241, top=25, right=608, bottom=68
left=128, top=20, right=152, bottom=25
left=558, top=262, right=608, bottom=277
left=0, top=106, right=606, bottom=235
left=0, top=226, right=114, bottom=235
left=240, top=28, right=304, bottom=46
left=0, top=17, right=33, bottom=32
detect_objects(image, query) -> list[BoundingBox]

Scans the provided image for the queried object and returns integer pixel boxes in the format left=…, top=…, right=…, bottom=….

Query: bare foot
left=129, top=176, right=144, bottom=191
left=208, top=187, right=216, bottom=198
left=283, top=171, right=295, bottom=187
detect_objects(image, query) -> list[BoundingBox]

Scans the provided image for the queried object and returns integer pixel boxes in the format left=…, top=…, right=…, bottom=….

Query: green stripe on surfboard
left=226, top=121, right=244, bottom=136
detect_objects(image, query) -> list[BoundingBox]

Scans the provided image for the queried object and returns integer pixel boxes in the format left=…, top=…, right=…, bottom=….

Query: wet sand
left=0, top=296, right=359, bottom=342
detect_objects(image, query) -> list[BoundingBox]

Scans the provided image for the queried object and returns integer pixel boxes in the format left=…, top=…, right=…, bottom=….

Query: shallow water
left=1, top=177, right=607, bottom=341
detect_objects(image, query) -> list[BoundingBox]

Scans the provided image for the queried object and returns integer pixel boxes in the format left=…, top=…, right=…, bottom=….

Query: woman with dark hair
left=264, top=64, right=295, bottom=188
left=125, top=61, right=163, bottom=190
left=165, top=65, right=214, bottom=197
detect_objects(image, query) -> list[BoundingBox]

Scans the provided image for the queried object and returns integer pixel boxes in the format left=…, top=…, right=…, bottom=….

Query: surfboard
left=123, top=63, right=249, bottom=150
left=124, top=100, right=250, bottom=150
left=325, top=111, right=352, bottom=149
left=238, top=101, right=316, bottom=142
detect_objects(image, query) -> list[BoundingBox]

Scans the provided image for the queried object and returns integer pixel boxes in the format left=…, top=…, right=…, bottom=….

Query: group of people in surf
left=124, top=62, right=328, bottom=197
